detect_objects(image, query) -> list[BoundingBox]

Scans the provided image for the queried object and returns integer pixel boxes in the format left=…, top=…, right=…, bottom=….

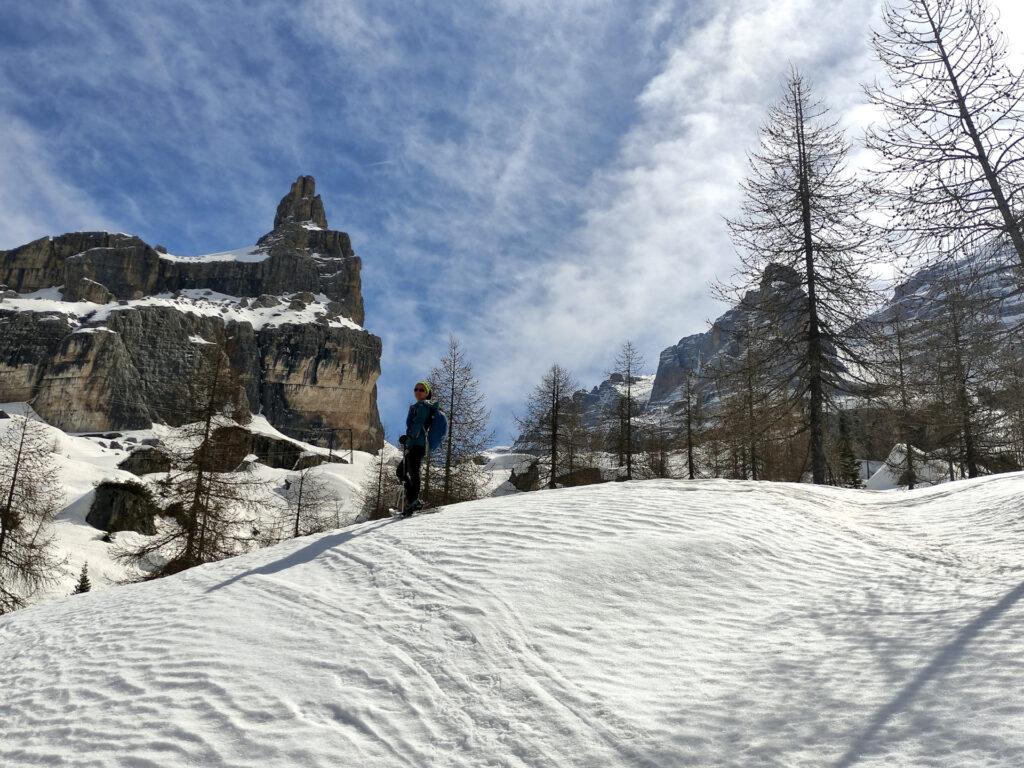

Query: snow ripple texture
left=2, top=476, right=1023, bottom=767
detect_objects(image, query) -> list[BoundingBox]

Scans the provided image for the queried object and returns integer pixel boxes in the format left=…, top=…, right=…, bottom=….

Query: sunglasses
left=414, top=387, right=427, bottom=392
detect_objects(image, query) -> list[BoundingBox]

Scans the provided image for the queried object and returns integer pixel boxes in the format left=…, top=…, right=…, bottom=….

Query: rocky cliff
left=649, top=263, right=809, bottom=408
left=0, top=176, right=383, bottom=451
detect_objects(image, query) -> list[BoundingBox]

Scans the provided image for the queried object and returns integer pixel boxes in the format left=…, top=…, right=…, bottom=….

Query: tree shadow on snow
left=204, top=519, right=394, bottom=593
left=834, top=578, right=1024, bottom=767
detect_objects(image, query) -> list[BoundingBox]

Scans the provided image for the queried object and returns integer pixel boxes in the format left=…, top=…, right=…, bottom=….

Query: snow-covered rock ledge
left=2, top=474, right=1022, bottom=766
left=0, top=176, right=383, bottom=451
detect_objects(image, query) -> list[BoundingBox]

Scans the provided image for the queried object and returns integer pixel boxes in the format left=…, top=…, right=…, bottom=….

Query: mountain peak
left=273, top=175, right=328, bottom=230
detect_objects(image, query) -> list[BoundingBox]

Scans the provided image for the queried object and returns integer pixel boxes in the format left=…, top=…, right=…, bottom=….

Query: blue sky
left=3, top=0, right=1021, bottom=441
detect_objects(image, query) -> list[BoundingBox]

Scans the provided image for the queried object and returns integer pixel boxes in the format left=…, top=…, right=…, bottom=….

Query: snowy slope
left=0, top=407, right=381, bottom=602
left=3, top=476, right=1024, bottom=766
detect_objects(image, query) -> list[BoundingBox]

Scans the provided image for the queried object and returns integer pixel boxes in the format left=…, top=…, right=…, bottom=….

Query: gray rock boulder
left=117, top=446, right=174, bottom=476
left=86, top=480, right=160, bottom=535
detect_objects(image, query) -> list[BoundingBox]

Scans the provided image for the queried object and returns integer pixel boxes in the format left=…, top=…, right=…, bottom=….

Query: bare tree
left=119, top=342, right=263, bottom=579
left=360, top=440, right=395, bottom=521
left=429, top=335, right=493, bottom=504
left=680, top=368, right=707, bottom=479
left=275, top=467, right=340, bottom=540
left=868, top=0, right=1024, bottom=269
left=0, top=415, right=65, bottom=613
left=915, top=253, right=1004, bottom=477
left=516, top=364, right=578, bottom=488
left=724, top=68, right=878, bottom=484
left=872, top=308, right=922, bottom=488
left=609, top=341, right=646, bottom=480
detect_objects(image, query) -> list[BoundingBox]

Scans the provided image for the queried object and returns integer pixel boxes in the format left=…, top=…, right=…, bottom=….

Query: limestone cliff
left=0, top=176, right=382, bottom=451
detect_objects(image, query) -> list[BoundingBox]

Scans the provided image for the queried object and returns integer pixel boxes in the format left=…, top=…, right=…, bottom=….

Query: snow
left=157, top=245, right=270, bottom=263
left=0, top=410, right=383, bottom=602
left=866, top=444, right=952, bottom=490
left=3, top=474, right=1024, bottom=766
left=1, top=288, right=363, bottom=331
left=620, top=373, right=656, bottom=404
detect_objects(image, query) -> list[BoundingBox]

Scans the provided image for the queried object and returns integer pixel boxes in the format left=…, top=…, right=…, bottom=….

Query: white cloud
left=471, top=0, right=883, bottom=426
left=0, top=117, right=114, bottom=247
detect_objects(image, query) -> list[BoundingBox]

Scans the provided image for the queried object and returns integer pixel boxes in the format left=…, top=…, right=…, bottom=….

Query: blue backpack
left=427, top=409, right=448, bottom=453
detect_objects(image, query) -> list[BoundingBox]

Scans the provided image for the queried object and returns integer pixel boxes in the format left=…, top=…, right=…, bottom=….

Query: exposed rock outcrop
left=117, top=446, right=174, bottom=476
left=87, top=481, right=160, bottom=535
left=0, top=176, right=382, bottom=451
left=649, top=263, right=809, bottom=406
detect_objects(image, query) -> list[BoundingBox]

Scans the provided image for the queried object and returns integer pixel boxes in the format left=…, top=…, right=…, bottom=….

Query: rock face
left=86, top=481, right=160, bottom=535
left=0, top=176, right=383, bottom=451
left=649, top=263, right=809, bottom=407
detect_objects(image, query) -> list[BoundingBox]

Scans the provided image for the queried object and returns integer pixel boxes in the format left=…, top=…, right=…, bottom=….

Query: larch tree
left=915, top=254, right=1003, bottom=477
left=359, top=439, right=403, bottom=521
left=873, top=308, right=922, bottom=488
left=724, top=68, right=878, bottom=484
left=275, top=467, right=341, bottom=540
left=681, top=369, right=704, bottom=480
left=516, top=364, right=578, bottom=489
left=609, top=341, right=646, bottom=480
left=119, top=341, right=263, bottom=579
left=867, top=0, right=1024, bottom=269
left=429, top=335, right=492, bottom=505
left=0, top=415, right=65, bottom=613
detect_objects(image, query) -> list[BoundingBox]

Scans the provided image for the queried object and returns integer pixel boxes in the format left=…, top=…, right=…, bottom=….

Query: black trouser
left=398, top=444, right=425, bottom=504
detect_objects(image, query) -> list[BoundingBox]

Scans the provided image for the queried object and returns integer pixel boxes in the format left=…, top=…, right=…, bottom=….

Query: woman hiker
left=397, top=379, right=440, bottom=516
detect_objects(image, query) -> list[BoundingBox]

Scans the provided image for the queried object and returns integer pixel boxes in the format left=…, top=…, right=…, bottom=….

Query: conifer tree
left=609, top=341, right=646, bottom=480
left=0, top=415, right=64, bottom=613
left=359, top=442, right=403, bottom=521
left=428, top=335, right=492, bottom=504
left=835, top=412, right=863, bottom=488
left=516, top=364, right=578, bottom=488
left=73, top=563, right=92, bottom=595
left=724, top=68, right=877, bottom=484
left=119, top=341, right=263, bottom=579
left=868, top=0, right=1024, bottom=269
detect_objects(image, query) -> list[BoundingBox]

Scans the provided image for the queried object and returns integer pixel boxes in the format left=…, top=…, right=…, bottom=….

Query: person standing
left=397, top=380, right=439, bottom=516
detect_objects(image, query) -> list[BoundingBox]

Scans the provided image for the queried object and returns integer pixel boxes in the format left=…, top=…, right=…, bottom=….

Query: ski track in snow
left=2, top=476, right=1024, bottom=767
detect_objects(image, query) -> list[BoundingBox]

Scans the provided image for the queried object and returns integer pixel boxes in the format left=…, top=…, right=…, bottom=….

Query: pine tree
left=835, top=412, right=863, bottom=488
left=73, top=563, right=92, bottom=595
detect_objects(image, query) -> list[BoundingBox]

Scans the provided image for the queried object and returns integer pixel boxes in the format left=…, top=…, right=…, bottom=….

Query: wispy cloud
left=0, top=116, right=114, bottom=244
left=2, top=0, right=1021, bottom=441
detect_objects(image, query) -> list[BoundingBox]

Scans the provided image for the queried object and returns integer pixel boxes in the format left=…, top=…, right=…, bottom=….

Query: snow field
left=0, top=407, right=382, bottom=600
left=2, top=475, right=1023, bottom=766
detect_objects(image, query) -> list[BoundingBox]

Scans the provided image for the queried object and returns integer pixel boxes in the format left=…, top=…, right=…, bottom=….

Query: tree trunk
left=0, top=422, right=28, bottom=564
left=795, top=85, right=828, bottom=484
left=685, top=380, right=696, bottom=480
left=925, top=5, right=1024, bottom=270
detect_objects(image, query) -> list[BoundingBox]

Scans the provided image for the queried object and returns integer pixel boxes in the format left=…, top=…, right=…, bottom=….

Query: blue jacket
left=405, top=400, right=439, bottom=448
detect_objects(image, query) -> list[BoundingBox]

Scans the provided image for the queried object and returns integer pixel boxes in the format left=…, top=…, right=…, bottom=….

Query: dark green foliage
left=835, top=413, right=862, bottom=488
left=73, top=563, right=92, bottom=595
